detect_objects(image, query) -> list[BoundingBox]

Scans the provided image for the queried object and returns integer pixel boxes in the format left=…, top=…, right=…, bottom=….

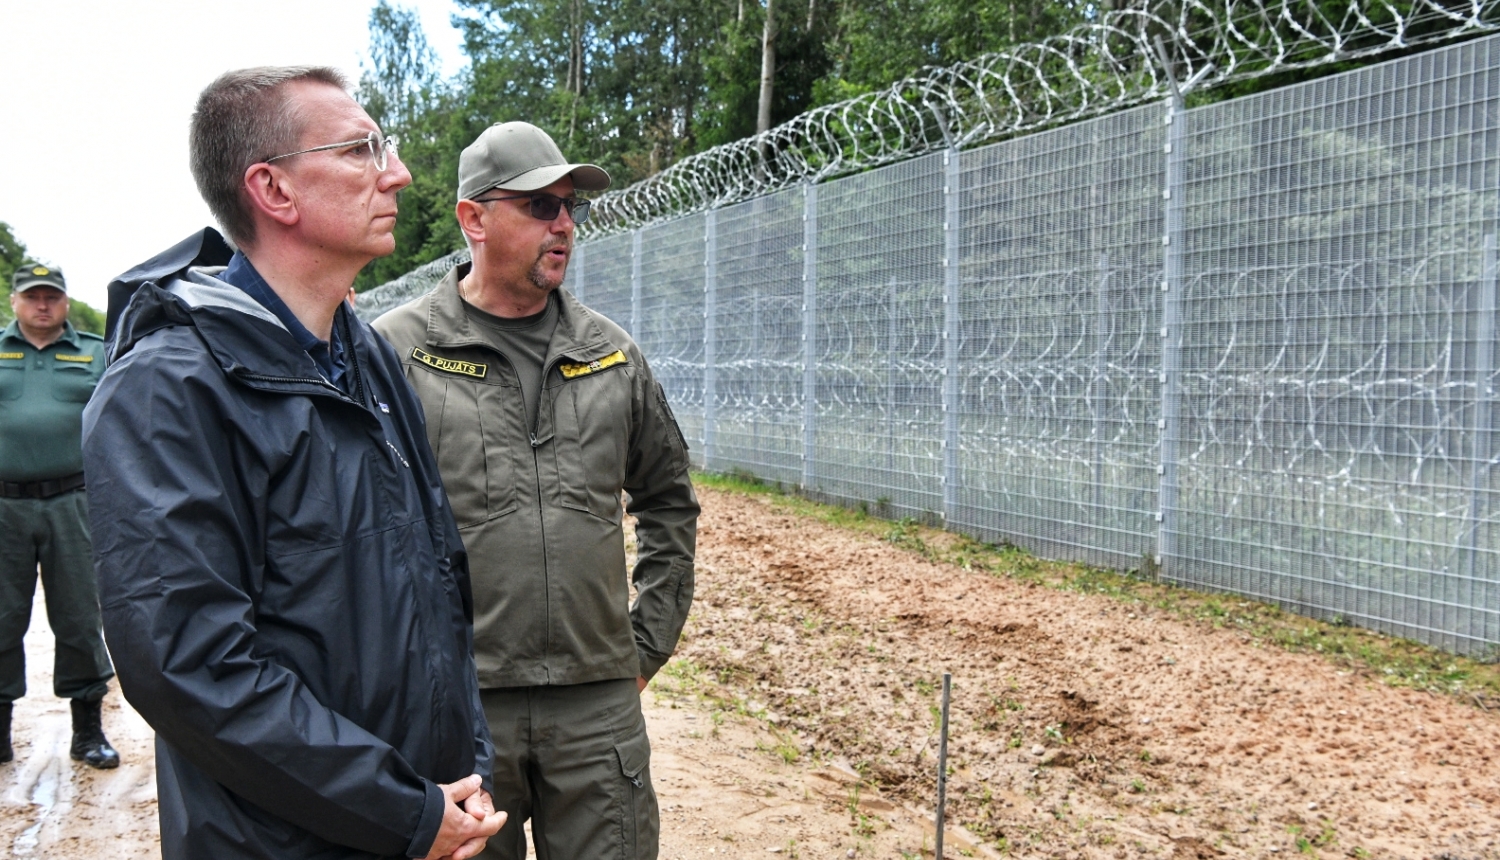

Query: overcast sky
left=0, top=0, right=469, bottom=310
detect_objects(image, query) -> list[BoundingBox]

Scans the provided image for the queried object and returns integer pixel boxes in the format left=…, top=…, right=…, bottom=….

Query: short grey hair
left=189, top=66, right=349, bottom=247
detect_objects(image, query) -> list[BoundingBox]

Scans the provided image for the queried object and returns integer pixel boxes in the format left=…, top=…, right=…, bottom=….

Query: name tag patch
left=55, top=354, right=94, bottom=363
left=0, top=352, right=23, bottom=360
left=559, top=350, right=627, bottom=379
left=411, top=347, right=486, bottom=379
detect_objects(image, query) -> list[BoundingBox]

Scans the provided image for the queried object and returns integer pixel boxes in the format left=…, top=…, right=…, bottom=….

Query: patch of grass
left=1310, top=820, right=1337, bottom=849
left=693, top=470, right=1500, bottom=708
left=767, top=727, right=801, bottom=764
left=884, top=518, right=931, bottom=556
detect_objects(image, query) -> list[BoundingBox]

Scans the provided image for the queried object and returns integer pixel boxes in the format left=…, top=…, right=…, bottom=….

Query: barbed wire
left=580, top=0, right=1500, bottom=237
left=356, top=0, right=1500, bottom=318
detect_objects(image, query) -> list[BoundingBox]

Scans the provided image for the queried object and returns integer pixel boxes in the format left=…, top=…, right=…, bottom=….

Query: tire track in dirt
left=676, top=487, right=1500, bottom=858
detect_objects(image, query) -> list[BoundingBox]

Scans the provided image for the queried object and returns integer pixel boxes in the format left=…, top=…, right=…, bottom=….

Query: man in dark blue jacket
left=82, top=66, right=504, bottom=860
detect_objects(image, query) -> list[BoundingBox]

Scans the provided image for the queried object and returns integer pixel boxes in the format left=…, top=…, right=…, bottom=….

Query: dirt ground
left=2, top=484, right=1497, bottom=858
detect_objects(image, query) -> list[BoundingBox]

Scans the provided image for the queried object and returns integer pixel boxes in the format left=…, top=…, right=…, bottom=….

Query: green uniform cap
left=13, top=265, right=67, bottom=294
left=457, top=121, right=611, bottom=201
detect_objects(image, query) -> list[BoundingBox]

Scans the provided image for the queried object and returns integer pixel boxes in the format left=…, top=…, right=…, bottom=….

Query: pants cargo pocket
left=613, top=730, right=658, bottom=860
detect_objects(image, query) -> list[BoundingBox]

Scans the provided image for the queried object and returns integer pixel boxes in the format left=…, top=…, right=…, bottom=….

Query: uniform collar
left=425, top=261, right=616, bottom=362
left=0, top=320, right=80, bottom=350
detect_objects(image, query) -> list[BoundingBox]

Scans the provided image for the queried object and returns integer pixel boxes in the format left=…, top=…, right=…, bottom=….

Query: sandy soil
left=667, top=487, right=1500, bottom=859
left=2, top=485, right=1497, bottom=858
left=0, top=588, right=158, bottom=858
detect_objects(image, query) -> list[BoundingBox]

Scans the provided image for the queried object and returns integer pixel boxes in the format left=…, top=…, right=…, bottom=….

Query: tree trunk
left=757, top=0, right=777, bottom=136
left=806, top=0, right=814, bottom=33
left=568, top=0, right=583, bottom=145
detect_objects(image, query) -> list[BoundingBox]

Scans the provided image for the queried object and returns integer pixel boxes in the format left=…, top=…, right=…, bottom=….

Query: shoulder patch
left=559, top=350, right=628, bottom=379
left=0, top=352, right=23, bottom=360
left=55, top=354, right=94, bottom=363
left=411, top=347, right=486, bottom=379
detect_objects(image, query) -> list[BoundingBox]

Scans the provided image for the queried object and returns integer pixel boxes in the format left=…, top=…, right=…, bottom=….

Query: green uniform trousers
left=478, top=678, right=658, bottom=860
left=0, top=490, right=113, bottom=704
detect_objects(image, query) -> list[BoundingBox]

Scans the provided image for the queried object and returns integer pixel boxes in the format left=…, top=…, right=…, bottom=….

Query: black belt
left=0, top=472, right=86, bottom=500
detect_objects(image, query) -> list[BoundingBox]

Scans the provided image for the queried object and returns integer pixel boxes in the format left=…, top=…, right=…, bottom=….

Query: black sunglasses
left=472, top=192, right=591, bottom=224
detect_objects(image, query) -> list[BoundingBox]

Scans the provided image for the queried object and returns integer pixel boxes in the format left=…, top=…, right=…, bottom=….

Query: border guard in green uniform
left=0, top=266, right=118, bottom=768
left=375, top=122, right=699, bottom=860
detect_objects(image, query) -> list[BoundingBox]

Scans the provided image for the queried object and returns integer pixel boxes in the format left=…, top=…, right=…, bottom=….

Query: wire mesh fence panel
left=574, top=231, right=636, bottom=335
left=363, top=32, right=1500, bottom=654
left=1170, top=38, right=1500, bottom=654
left=359, top=250, right=469, bottom=321
left=707, top=187, right=808, bottom=486
left=806, top=153, right=946, bottom=521
left=950, top=103, right=1167, bottom=571
left=635, top=215, right=709, bottom=467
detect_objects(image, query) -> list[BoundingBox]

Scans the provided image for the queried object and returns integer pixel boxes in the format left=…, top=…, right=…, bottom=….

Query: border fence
left=360, top=34, right=1500, bottom=656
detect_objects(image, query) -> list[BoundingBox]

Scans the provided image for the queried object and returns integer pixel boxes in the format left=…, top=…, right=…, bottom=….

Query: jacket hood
left=106, top=227, right=233, bottom=342
left=106, top=228, right=345, bottom=390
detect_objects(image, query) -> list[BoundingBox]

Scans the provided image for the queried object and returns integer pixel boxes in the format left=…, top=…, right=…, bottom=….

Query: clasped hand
left=424, top=774, right=506, bottom=860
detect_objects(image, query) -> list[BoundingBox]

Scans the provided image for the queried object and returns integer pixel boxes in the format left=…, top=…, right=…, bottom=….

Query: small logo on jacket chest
left=411, top=348, right=487, bottom=379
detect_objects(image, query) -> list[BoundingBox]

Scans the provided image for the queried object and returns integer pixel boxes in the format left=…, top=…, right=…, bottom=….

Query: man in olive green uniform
left=374, top=122, right=698, bottom=860
left=0, top=266, right=118, bottom=769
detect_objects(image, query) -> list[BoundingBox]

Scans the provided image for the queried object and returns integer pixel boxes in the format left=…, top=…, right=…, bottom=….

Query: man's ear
left=455, top=199, right=487, bottom=246
left=243, top=163, right=300, bottom=229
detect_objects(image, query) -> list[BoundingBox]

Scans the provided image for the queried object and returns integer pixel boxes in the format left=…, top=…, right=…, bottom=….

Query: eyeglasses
left=472, top=192, right=591, bottom=224
left=265, top=131, right=400, bottom=172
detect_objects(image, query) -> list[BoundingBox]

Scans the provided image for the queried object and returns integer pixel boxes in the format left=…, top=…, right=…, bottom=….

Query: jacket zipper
left=532, top=355, right=561, bottom=682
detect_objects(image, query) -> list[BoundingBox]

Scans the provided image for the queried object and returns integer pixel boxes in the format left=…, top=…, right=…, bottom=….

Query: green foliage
left=0, top=221, right=26, bottom=327
left=358, top=0, right=1452, bottom=292
left=358, top=0, right=1065, bottom=287
left=811, top=0, right=1080, bottom=107
left=456, top=0, right=723, bottom=185
left=67, top=300, right=105, bottom=336
left=354, top=2, right=471, bottom=290
left=0, top=221, right=25, bottom=277
left=0, top=220, right=105, bottom=335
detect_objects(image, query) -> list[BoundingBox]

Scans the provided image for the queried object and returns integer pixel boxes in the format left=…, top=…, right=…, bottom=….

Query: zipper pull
left=386, top=440, right=410, bottom=468
left=530, top=433, right=542, bottom=448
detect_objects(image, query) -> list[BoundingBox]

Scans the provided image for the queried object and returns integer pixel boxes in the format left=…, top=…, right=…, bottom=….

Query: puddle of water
left=12, top=753, right=60, bottom=856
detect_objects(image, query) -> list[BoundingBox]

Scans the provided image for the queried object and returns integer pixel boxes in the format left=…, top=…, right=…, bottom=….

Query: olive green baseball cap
left=12, top=264, right=66, bottom=294
left=457, top=121, right=611, bottom=201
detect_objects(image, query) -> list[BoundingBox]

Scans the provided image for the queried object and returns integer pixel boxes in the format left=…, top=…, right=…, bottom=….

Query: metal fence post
left=1465, top=233, right=1497, bottom=583
left=703, top=212, right=718, bottom=470
left=573, top=244, right=586, bottom=303
left=803, top=184, right=819, bottom=493
left=1093, top=251, right=1110, bottom=520
left=630, top=231, right=643, bottom=336
left=942, top=149, right=962, bottom=524
left=1157, top=95, right=1187, bottom=576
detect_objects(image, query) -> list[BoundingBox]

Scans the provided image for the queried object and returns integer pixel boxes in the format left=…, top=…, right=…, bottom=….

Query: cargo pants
left=0, top=490, right=114, bottom=704
left=477, top=678, right=658, bottom=860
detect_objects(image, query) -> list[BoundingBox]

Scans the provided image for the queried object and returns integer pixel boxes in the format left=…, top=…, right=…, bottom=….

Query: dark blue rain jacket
left=83, top=229, right=493, bottom=859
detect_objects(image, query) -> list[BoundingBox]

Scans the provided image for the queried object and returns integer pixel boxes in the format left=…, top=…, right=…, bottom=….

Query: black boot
left=0, top=703, right=12, bottom=763
left=69, top=698, right=119, bottom=769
